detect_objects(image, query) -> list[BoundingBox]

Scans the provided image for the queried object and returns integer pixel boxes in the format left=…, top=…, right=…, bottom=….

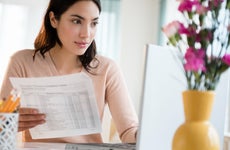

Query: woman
left=0, top=0, right=138, bottom=143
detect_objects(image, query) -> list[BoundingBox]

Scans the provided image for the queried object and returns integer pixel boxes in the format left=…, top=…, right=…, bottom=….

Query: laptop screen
left=136, top=44, right=229, bottom=150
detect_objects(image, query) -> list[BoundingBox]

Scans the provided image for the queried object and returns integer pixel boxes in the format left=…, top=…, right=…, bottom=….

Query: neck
left=49, top=46, right=82, bottom=75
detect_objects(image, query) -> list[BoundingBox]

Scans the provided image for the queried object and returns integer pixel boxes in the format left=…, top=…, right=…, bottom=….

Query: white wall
left=0, top=0, right=161, bottom=116
left=0, top=0, right=48, bottom=85
left=119, top=0, right=161, bottom=114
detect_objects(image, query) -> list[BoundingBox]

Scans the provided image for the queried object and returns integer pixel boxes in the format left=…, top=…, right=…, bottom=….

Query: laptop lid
left=136, top=44, right=229, bottom=150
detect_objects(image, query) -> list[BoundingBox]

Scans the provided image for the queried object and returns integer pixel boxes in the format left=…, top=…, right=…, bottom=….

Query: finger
left=18, top=126, right=36, bottom=132
left=19, top=114, right=46, bottom=122
left=18, top=120, right=46, bottom=131
left=19, top=108, right=39, bottom=115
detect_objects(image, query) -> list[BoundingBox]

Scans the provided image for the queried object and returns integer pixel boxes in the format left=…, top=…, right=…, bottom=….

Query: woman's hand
left=18, top=107, right=46, bottom=132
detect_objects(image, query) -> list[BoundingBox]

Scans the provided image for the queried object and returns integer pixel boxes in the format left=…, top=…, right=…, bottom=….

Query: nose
left=80, top=25, right=91, bottom=38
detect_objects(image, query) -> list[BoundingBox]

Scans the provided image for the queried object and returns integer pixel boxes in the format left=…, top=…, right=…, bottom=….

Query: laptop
left=136, top=44, right=229, bottom=150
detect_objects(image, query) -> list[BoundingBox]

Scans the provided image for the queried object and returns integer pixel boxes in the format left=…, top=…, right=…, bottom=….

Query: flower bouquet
left=162, top=1, right=230, bottom=149
left=162, top=0, right=230, bottom=91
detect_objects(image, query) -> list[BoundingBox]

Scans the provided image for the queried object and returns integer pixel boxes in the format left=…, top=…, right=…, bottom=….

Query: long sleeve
left=0, top=49, right=139, bottom=143
left=104, top=60, right=139, bottom=143
left=0, top=52, right=24, bottom=99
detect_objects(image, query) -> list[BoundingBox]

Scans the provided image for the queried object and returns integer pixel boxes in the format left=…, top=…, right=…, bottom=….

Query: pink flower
left=212, top=0, right=224, bottom=7
left=178, top=0, right=200, bottom=12
left=162, top=0, right=230, bottom=90
left=181, top=25, right=196, bottom=35
left=184, top=48, right=206, bottom=72
left=196, top=29, right=213, bottom=42
left=162, top=21, right=183, bottom=38
left=222, top=54, right=230, bottom=66
left=208, top=0, right=224, bottom=9
left=195, top=4, right=208, bottom=15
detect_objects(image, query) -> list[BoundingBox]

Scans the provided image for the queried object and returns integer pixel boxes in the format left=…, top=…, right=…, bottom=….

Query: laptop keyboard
left=65, top=143, right=136, bottom=150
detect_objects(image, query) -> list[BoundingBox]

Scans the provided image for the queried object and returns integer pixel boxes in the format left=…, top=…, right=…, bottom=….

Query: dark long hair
left=33, top=0, right=101, bottom=72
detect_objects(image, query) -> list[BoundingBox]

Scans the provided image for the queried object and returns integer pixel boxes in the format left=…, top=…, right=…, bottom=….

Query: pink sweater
left=0, top=49, right=138, bottom=143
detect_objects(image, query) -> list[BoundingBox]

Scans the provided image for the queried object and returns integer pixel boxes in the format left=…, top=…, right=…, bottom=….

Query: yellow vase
left=172, top=90, right=220, bottom=150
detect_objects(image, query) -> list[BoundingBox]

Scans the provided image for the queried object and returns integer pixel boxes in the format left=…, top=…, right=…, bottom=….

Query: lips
left=74, top=41, right=89, bottom=48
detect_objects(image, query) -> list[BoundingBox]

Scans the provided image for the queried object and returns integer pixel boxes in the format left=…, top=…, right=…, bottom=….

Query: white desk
left=17, top=142, right=66, bottom=150
left=17, top=142, right=136, bottom=150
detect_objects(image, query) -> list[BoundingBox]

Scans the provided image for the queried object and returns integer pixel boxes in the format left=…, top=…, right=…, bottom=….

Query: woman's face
left=50, top=1, right=100, bottom=55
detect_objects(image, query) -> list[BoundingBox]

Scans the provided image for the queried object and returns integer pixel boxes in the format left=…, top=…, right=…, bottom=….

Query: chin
left=71, top=48, right=86, bottom=55
left=76, top=50, right=87, bottom=56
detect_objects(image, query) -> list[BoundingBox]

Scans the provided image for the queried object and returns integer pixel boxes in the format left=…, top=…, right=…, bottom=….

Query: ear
left=49, top=11, right=58, bottom=28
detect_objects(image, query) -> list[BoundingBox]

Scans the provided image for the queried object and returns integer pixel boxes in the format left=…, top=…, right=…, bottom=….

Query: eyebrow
left=70, top=14, right=99, bottom=21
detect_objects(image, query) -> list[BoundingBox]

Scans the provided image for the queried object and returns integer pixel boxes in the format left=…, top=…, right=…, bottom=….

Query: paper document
left=10, top=73, right=101, bottom=139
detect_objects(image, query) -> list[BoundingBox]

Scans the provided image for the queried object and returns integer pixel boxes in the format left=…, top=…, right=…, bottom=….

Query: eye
left=91, top=21, right=99, bottom=27
left=72, top=19, right=81, bottom=24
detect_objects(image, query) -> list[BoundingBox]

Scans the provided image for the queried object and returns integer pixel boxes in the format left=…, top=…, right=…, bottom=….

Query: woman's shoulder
left=93, top=55, right=120, bottom=73
left=95, top=55, right=117, bottom=67
left=11, top=49, right=35, bottom=59
left=10, top=49, right=48, bottom=64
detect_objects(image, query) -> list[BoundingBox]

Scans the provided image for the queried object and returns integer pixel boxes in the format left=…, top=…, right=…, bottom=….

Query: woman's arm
left=0, top=53, right=46, bottom=132
left=105, top=61, right=139, bottom=143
